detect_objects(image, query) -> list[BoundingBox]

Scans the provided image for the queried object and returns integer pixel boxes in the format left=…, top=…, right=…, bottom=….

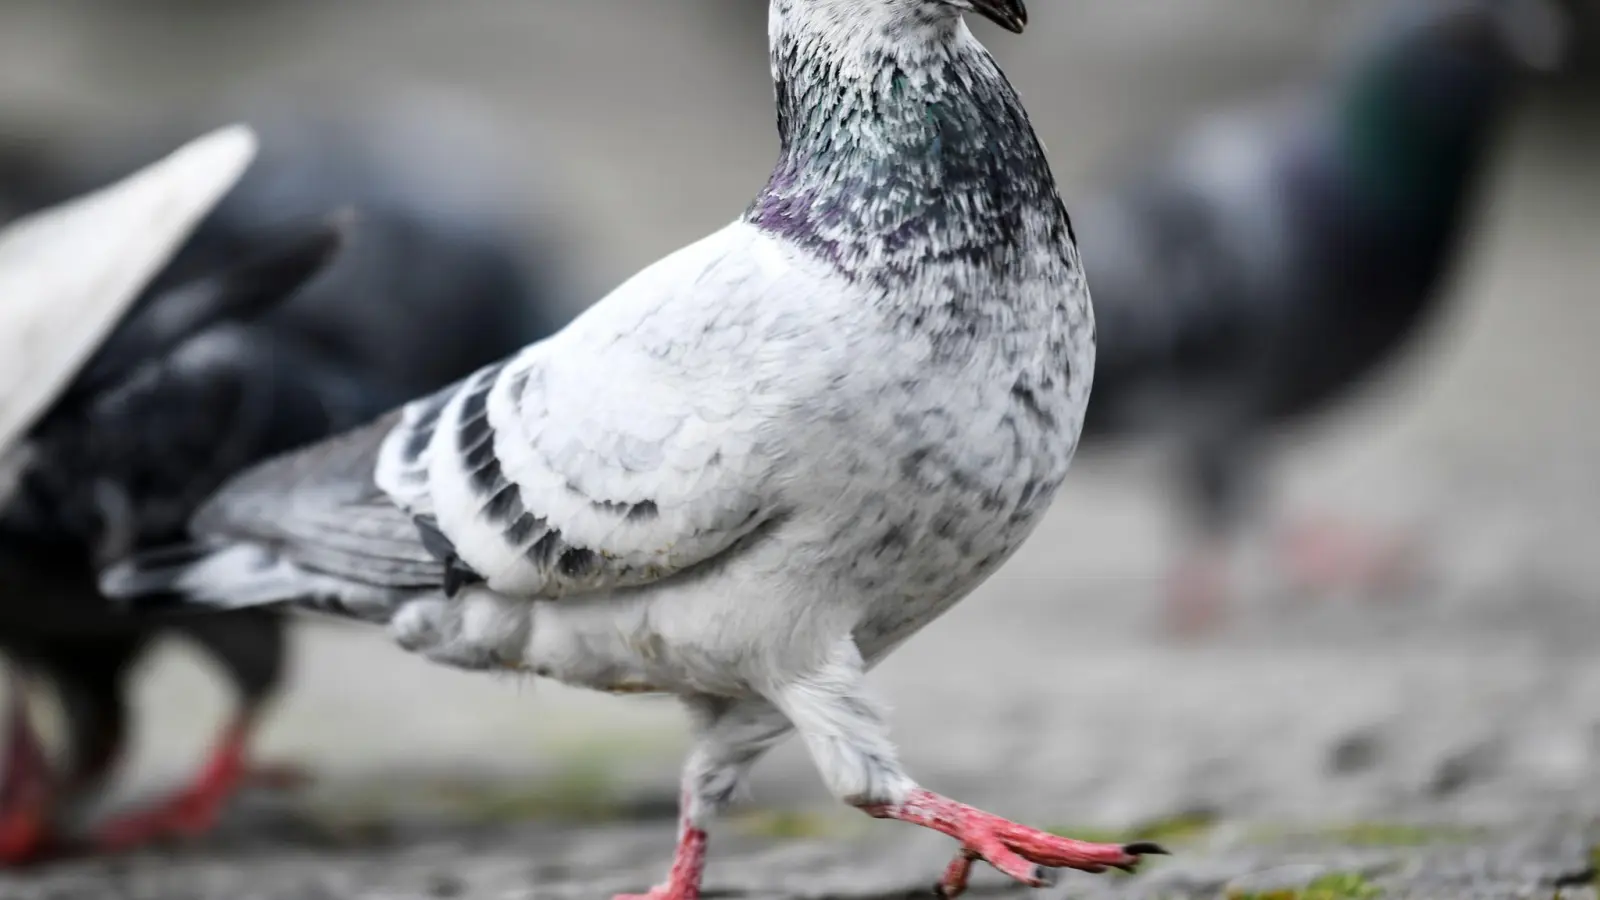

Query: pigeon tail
left=102, top=537, right=423, bottom=624
left=100, top=543, right=305, bottom=612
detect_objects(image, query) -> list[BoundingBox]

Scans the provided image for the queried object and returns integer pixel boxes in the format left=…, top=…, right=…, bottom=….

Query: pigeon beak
left=966, top=0, right=1028, bottom=34
left=0, top=124, right=257, bottom=453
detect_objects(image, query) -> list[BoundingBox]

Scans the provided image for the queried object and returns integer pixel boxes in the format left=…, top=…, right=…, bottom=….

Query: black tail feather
left=97, top=542, right=214, bottom=611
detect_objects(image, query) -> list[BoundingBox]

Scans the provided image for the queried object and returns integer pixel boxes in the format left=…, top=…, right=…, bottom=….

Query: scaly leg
left=1161, top=425, right=1252, bottom=638
left=1162, top=540, right=1231, bottom=638
left=862, top=792, right=1163, bottom=895
left=615, top=698, right=794, bottom=900
left=0, top=666, right=56, bottom=865
left=96, top=609, right=305, bottom=852
left=774, top=640, right=1164, bottom=898
left=93, top=709, right=261, bottom=851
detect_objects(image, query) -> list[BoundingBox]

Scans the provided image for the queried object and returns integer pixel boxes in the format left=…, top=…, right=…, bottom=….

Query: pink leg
left=1161, top=546, right=1231, bottom=637
left=613, top=823, right=709, bottom=900
left=862, top=789, right=1165, bottom=897
left=0, top=670, right=58, bottom=866
left=616, top=699, right=795, bottom=900
left=94, top=713, right=258, bottom=852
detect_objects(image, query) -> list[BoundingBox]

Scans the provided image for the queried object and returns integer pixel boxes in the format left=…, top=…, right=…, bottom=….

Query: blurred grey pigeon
left=1076, top=0, right=1564, bottom=632
left=103, top=0, right=1168, bottom=897
left=0, top=108, right=565, bottom=860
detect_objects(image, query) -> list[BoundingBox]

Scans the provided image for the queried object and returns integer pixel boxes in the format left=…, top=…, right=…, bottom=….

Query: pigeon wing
left=0, top=125, right=257, bottom=452
left=375, top=343, right=774, bottom=598
left=197, top=227, right=786, bottom=602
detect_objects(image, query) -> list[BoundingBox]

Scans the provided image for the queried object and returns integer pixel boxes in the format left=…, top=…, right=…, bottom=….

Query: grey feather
left=190, top=411, right=444, bottom=590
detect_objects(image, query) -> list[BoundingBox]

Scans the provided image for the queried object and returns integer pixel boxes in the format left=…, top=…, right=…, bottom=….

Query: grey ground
left=2, top=0, right=1600, bottom=897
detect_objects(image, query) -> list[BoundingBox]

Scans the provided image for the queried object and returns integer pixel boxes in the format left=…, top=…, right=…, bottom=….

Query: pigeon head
left=946, top=0, right=1028, bottom=34
left=1327, top=0, right=1560, bottom=208
left=755, top=0, right=1067, bottom=291
left=1352, top=0, right=1567, bottom=80
left=769, top=0, right=1027, bottom=40
left=1414, top=0, right=1567, bottom=71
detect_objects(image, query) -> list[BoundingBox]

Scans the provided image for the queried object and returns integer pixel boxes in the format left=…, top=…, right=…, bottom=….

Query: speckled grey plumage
left=106, top=0, right=1092, bottom=869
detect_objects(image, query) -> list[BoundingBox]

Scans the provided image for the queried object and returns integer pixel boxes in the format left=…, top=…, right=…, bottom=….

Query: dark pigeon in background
left=1557, top=0, right=1600, bottom=84
left=0, top=98, right=574, bottom=393
left=1075, top=0, right=1565, bottom=632
left=0, top=221, right=348, bottom=861
left=0, top=102, right=571, bottom=860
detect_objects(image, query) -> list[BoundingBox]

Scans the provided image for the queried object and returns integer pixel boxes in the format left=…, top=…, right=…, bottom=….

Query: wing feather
left=375, top=225, right=781, bottom=598
left=0, top=126, right=256, bottom=451
left=191, top=224, right=788, bottom=605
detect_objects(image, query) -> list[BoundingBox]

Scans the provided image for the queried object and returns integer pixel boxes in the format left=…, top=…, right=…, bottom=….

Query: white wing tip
left=156, top=123, right=260, bottom=194
left=0, top=122, right=261, bottom=453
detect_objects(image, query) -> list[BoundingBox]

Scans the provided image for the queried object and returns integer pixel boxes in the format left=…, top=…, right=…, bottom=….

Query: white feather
left=382, top=223, right=792, bottom=598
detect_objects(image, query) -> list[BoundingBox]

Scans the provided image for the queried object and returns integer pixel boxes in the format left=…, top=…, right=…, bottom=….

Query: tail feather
left=101, top=541, right=417, bottom=624
left=99, top=543, right=299, bottom=610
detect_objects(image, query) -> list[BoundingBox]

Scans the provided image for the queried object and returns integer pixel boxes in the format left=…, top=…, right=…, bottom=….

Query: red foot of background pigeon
left=1278, top=518, right=1421, bottom=597
left=0, top=672, right=58, bottom=866
left=1162, top=520, right=1421, bottom=636
left=94, top=714, right=272, bottom=852
left=1162, top=548, right=1232, bottom=637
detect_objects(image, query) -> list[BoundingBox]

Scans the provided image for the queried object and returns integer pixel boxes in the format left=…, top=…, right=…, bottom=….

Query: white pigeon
left=102, top=0, right=1164, bottom=896
left=0, top=125, right=256, bottom=455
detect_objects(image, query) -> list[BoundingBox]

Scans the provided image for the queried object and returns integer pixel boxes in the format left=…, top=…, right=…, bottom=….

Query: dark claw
left=1032, top=866, right=1058, bottom=887
left=1122, top=841, right=1170, bottom=856
left=932, top=881, right=953, bottom=898
left=1552, top=867, right=1597, bottom=890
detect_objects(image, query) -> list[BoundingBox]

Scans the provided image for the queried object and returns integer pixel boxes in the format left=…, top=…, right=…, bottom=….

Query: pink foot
left=94, top=716, right=255, bottom=852
left=863, top=789, right=1165, bottom=897
left=613, top=887, right=696, bottom=900
left=0, top=673, right=59, bottom=866
left=1161, top=550, right=1231, bottom=638
left=1278, top=518, right=1419, bottom=596
left=614, top=825, right=707, bottom=900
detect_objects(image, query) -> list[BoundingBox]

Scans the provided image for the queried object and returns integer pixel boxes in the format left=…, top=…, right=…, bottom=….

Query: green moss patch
left=1228, top=871, right=1382, bottom=900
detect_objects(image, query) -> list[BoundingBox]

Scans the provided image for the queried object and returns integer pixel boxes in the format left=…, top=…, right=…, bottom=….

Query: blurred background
left=1, top=0, right=1599, bottom=879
